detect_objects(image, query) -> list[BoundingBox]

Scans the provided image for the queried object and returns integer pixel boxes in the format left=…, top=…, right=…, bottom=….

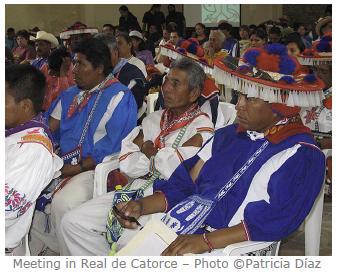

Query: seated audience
left=293, top=22, right=312, bottom=48
left=268, top=26, right=283, bottom=44
left=58, top=58, right=215, bottom=256
left=285, top=32, right=305, bottom=57
left=30, top=38, right=138, bottom=255
left=111, top=47, right=326, bottom=255
left=5, top=64, right=63, bottom=255
left=102, top=23, right=116, bottom=36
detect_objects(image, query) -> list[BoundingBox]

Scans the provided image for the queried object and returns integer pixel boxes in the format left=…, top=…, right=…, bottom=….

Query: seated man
left=30, top=38, right=137, bottom=255
left=58, top=58, right=215, bottom=255
left=113, top=47, right=326, bottom=255
left=5, top=64, right=63, bottom=255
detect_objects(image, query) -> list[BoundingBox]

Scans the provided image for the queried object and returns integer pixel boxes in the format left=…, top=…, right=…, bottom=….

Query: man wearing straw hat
left=111, top=43, right=326, bottom=255
left=30, top=31, right=59, bottom=70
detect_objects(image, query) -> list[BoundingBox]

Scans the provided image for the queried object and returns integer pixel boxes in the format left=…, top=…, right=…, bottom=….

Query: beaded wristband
left=202, top=233, right=214, bottom=253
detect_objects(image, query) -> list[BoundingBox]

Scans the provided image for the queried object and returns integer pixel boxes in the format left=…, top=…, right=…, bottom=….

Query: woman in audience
left=40, top=47, right=75, bottom=111
left=285, top=32, right=305, bottom=57
left=249, top=28, right=267, bottom=48
left=239, top=25, right=251, bottom=56
left=12, top=29, right=36, bottom=64
left=129, top=30, right=154, bottom=65
left=116, top=32, right=148, bottom=78
left=194, top=23, right=208, bottom=46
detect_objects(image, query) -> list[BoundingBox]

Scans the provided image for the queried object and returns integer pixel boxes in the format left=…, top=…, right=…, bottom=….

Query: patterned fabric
left=154, top=124, right=325, bottom=241
left=67, top=76, right=118, bottom=118
left=154, top=103, right=206, bottom=149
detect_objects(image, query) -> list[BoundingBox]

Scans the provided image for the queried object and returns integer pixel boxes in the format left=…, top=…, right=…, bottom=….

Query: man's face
left=209, top=32, right=222, bottom=51
left=72, top=53, right=103, bottom=90
left=168, top=6, right=175, bottom=13
left=235, top=94, right=276, bottom=132
left=287, top=42, right=301, bottom=56
left=239, top=29, right=249, bottom=40
left=102, top=26, right=114, bottom=35
left=314, top=65, right=332, bottom=89
left=5, top=83, right=22, bottom=129
left=170, top=32, right=180, bottom=46
left=163, top=30, right=170, bottom=41
left=269, top=33, right=281, bottom=44
left=35, top=40, right=51, bottom=58
left=162, top=68, right=198, bottom=110
left=195, top=25, right=204, bottom=36
left=297, top=26, right=306, bottom=36
left=7, top=30, right=15, bottom=39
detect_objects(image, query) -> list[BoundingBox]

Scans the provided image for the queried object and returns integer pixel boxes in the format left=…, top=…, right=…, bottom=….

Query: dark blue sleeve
left=153, top=154, right=200, bottom=210
left=243, top=144, right=325, bottom=241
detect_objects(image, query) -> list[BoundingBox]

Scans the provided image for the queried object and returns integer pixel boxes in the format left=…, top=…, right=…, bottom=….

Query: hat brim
left=315, top=17, right=332, bottom=36
left=160, top=45, right=213, bottom=75
left=31, top=36, right=59, bottom=48
left=213, top=57, right=325, bottom=107
left=60, top=28, right=98, bottom=39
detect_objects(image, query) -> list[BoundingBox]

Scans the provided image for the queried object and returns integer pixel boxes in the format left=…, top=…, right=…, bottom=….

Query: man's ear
left=20, top=98, right=34, bottom=114
left=96, top=64, right=105, bottom=75
left=189, top=87, right=201, bottom=103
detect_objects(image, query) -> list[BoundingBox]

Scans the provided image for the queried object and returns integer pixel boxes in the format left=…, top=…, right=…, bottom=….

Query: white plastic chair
left=146, top=92, right=159, bottom=115
left=218, top=102, right=237, bottom=127
left=303, top=148, right=331, bottom=256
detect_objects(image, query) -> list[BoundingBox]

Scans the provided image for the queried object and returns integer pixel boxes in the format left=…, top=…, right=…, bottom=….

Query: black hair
left=218, top=22, right=232, bottom=32
left=16, top=29, right=30, bottom=40
left=5, top=64, right=46, bottom=113
left=168, top=4, right=175, bottom=9
left=7, top=27, right=15, bottom=33
left=73, top=37, right=112, bottom=77
left=48, top=47, right=71, bottom=73
left=195, top=22, right=206, bottom=29
left=293, top=22, right=305, bottom=31
left=269, top=26, right=282, bottom=36
left=251, top=28, right=268, bottom=41
left=119, top=5, right=128, bottom=12
left=285, top=32, right=305, bottom=53
left=240, top=25, right=250, bottom=33
left=116, top=32, right=136, bottom=56
left=103, top=23, right=115, bottom=30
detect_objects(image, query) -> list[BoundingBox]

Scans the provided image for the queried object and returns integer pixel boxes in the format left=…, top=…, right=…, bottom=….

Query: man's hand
left=161, top=234, right=209, bottom=256
left=114, top=200, right=143, bottom=229
left=141, top=140, right=158, bottom=158
left=61, top=164, right=81, bottom=177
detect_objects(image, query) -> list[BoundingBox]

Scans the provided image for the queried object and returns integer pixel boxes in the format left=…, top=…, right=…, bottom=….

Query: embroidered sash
left=106, top=125, right=189, bottom=245
left=154, top=103, right=206, bottom=149
left=161, top=140, right=270, bottom=235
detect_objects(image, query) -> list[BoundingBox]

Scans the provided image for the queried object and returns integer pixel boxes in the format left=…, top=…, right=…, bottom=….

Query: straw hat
left=315, top=16, right=332, bottom=36
left=31, top=31, right=59, bottom=48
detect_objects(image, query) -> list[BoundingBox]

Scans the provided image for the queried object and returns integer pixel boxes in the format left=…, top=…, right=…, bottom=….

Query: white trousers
left=58, top=179, right=154, bottom=256
left=30, top=170, right=94, bottom=255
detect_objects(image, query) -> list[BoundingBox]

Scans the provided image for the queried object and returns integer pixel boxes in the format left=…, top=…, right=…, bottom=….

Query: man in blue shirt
left=30, top=37, right=137, bottom=255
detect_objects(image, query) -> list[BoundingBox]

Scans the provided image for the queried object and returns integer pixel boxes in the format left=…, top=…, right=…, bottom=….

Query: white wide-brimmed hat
left=129, top=30, right=144, bottom=40
left=31, top=31, right=59, bottom=48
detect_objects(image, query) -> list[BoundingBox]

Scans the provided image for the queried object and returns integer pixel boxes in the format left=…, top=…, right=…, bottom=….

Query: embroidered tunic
left=47, top=80, right=138, bottom=164
left=154, top=124, right=325, bottom=241
left=119, top=108, right=214, bottom=180
left=5, top=117, right=63, bottom=248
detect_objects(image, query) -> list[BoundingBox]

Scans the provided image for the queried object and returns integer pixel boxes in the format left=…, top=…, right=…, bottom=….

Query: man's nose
left=235, top=95, right=247, bottom=111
